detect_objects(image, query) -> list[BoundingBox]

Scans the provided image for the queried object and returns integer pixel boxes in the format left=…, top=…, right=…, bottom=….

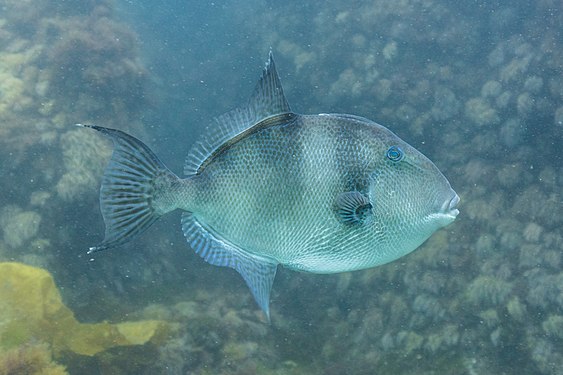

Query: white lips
left=439, top=192, right=460, bottom=218
left=446, top=193, right=460, bottom=217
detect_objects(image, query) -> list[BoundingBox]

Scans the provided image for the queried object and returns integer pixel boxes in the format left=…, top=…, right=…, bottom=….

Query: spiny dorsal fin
left=185, top=52, right=291, bottom=176
left=249, top=51, right=291, bottom=120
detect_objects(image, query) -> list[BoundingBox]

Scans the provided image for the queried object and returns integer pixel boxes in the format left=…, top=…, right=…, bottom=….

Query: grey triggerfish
left=80, top=52, right=459, bottom=320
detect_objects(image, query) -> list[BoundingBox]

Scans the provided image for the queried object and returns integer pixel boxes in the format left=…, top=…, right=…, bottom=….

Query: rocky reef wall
left=0, top=0, right=561, bottom=374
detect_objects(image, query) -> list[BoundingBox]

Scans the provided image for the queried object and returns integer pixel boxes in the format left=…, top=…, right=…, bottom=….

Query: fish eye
left=386, top=145, right=404, bottom=162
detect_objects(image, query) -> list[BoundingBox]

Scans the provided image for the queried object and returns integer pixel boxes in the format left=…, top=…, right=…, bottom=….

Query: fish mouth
left=441, top=193, right=460, bottom=218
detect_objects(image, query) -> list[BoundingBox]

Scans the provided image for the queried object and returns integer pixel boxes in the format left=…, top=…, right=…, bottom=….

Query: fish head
left=367, top=130, right=459, bottom=253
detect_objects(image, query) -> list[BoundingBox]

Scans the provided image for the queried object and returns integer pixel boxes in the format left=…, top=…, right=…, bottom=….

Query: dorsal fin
left=248, top=51, right=291, bottom=120
left=185, top=52, right=291, bottom=176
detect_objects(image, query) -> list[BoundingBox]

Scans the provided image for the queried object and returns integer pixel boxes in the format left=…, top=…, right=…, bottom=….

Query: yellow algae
left=0, top=262, right=170, bottom=357
left=58, top=319, right=170, bottom=357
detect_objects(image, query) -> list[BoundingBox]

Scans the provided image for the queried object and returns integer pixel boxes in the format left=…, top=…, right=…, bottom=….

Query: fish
left=79, top=52, right=459, bottom=320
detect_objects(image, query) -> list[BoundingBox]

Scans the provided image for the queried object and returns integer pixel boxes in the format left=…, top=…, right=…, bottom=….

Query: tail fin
left=78, top=124, right=179, bottom=254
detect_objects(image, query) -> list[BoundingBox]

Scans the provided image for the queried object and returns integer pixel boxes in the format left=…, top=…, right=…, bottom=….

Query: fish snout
left=441, top=192, right=460, bottom=218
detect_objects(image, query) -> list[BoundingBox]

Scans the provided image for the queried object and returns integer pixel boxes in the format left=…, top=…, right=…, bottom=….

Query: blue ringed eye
left=386, top=146, right=404, bottom=162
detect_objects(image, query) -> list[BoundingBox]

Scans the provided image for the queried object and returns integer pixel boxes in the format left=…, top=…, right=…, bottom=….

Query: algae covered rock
left=0, top=205, right=41, bottom=248
left=0, top=342, right=68, bottom=375
left=0, top=262, right=171, bottom=357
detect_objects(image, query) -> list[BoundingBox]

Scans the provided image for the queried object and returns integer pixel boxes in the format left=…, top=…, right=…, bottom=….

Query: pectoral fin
left=335, top=191, right=373, bottom=224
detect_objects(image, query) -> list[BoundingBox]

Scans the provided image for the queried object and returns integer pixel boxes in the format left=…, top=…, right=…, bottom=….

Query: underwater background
left=0, top=0, right=561, bottom=374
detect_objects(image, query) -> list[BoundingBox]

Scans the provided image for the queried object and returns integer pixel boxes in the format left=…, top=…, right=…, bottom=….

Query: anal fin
left=181, top=212, right=277, bottom=321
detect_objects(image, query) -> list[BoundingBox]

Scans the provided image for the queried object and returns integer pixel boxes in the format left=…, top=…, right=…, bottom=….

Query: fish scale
left=80, top=52, right=459, bottom=320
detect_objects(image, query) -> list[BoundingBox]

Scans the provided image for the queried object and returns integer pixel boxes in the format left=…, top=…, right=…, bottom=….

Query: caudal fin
left=78, top=124, right=179, bottom=254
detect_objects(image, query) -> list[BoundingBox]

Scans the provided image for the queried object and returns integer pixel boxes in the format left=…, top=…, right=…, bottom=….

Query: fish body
left=81, top=53, right=459, bottom=319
